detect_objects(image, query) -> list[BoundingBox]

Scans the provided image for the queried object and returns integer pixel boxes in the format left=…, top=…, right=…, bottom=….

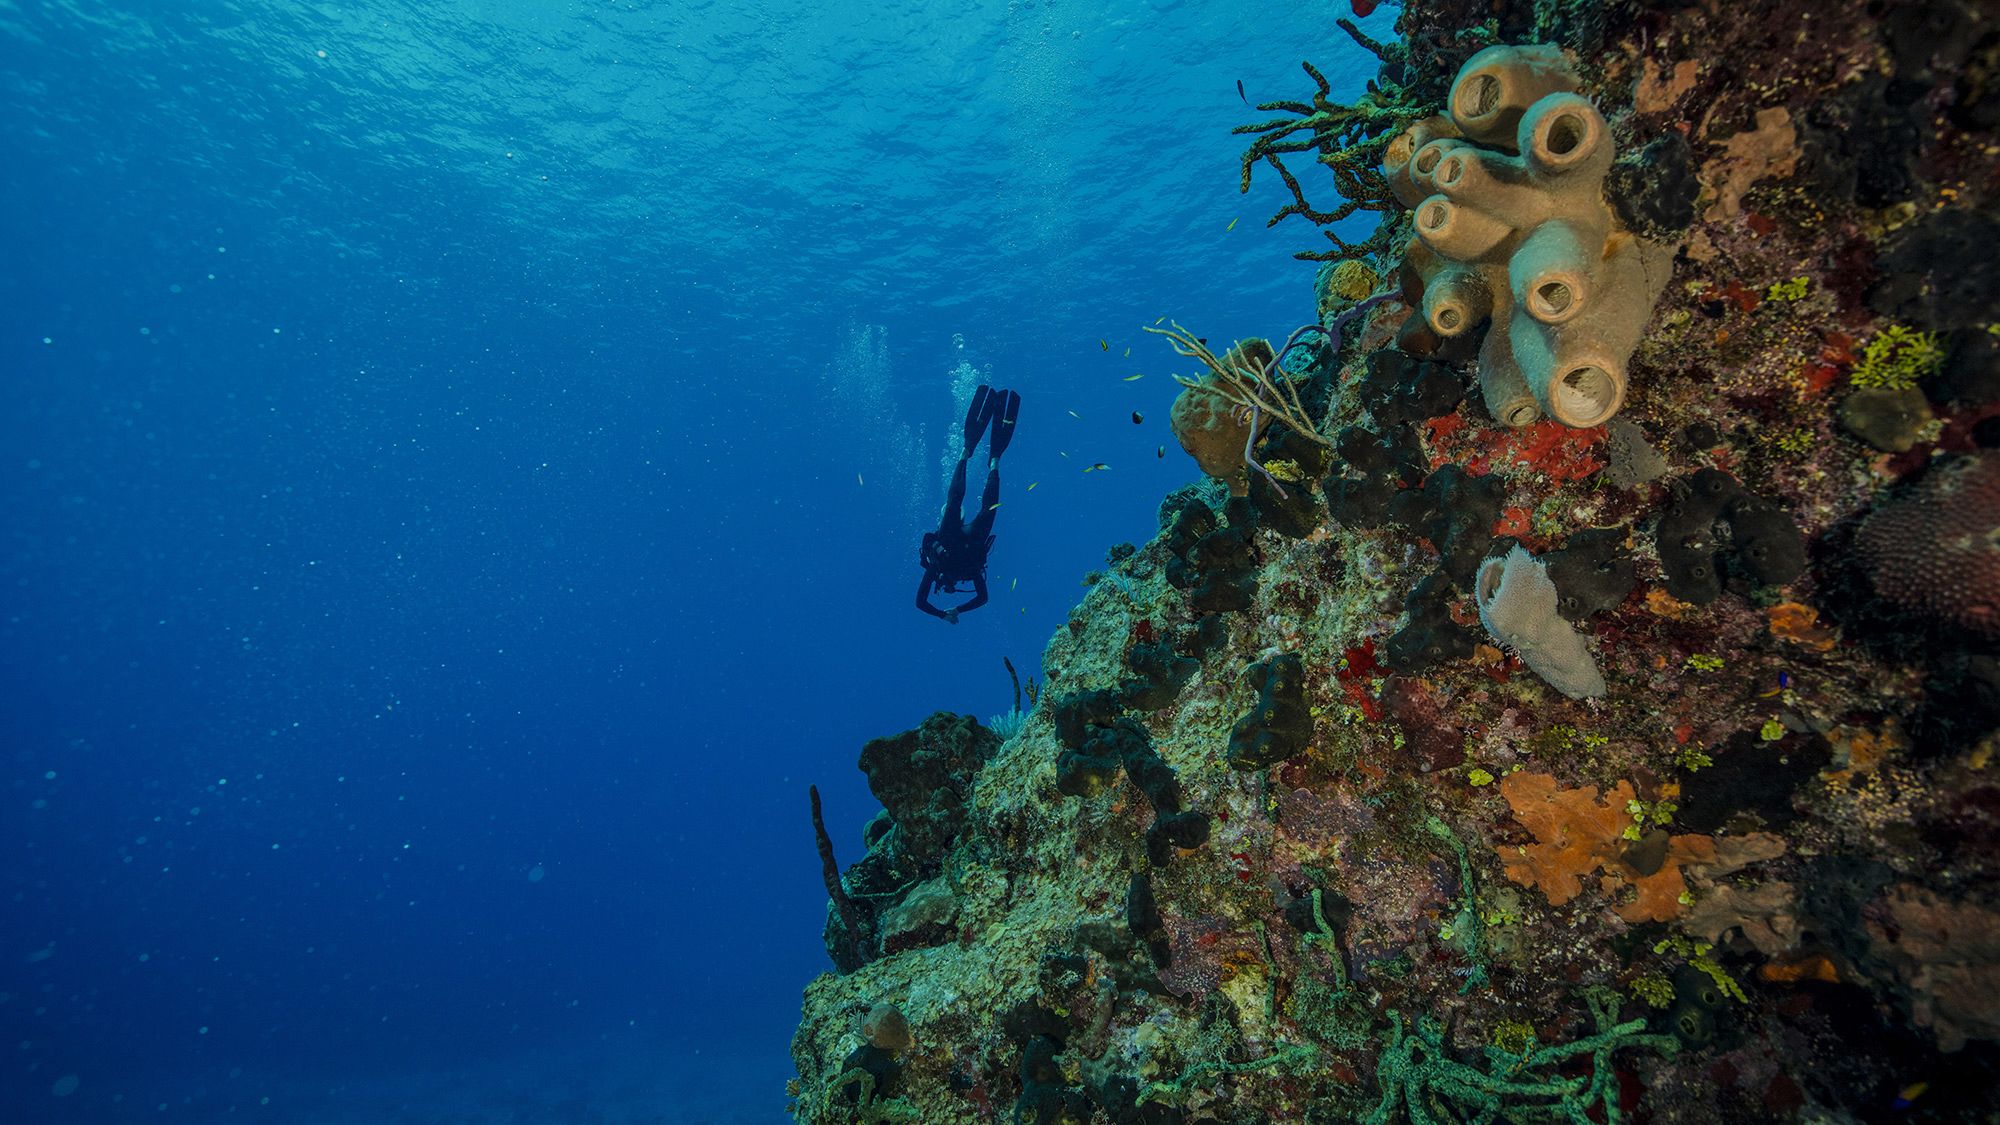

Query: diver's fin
left=988, top=389, right=1021, bottom=460
left=963, top=385, right=995, bottom=449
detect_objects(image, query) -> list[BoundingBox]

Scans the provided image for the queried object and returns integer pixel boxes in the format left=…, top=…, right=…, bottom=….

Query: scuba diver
left=916, top=384, right=1021, bottom=623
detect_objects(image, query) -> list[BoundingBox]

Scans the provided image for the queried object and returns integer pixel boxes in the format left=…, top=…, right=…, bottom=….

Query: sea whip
left=808, top=784, right=867, bottom=970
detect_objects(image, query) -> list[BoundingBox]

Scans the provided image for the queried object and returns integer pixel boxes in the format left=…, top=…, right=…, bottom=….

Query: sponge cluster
left=1384, top=45, right=1678, bottom=429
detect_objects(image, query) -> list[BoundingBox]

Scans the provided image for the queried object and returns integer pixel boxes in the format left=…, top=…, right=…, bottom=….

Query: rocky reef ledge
left=792, top=0, right=2000, bottom=1121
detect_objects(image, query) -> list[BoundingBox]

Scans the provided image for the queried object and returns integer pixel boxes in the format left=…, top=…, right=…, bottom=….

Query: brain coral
left=1856, top=450, right=2000, bottom=638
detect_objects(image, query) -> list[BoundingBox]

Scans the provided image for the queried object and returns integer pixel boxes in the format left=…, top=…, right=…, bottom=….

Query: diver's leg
left=940, top=457, right=970, bottom=536
left=963, top=385, right=996, bottom=452
left=987, top=389, right=1021, bottom=461
left=966, top=466, right=1001, bottom=541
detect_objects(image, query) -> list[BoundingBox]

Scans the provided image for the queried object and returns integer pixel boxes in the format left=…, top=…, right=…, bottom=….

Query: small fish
left=1131, top=411, right=1144, bottom=424
left=1123, top=373, right=1145, bottom=382
left=1893, top=1082, right=1928, bottom=1110
left=1226, top=217, right=1239, bottom=232
left=1122, top=347, right=1130, bottom=357
left=1157, top=445, right=1165, bottom=458
left=1058, top=450, right=1069, bottom=458
left=1099, top=339, right=1108, bottom=351
left=987, top=502, right=1001, bottom=511
left=1067, top=409, right=1082, bottom=420
left=1011, top=578, right=1018, bottom=590
left=1084, top=462, right=1110, bottom=472
left=1236, top=78, right=1247, bottom=104
left=1026, top=481, right=1039, bottom=491
left=1154, top=316, right=1165, bottom=325
left=856, top=473, right=864, bottom=485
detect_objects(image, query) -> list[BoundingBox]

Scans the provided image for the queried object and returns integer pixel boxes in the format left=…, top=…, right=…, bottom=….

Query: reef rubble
left=792, top=0, right=2000, bottom=1121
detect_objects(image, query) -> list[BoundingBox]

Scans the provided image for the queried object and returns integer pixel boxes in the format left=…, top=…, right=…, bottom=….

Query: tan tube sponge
left=1381, top=45, right=1679, bottom=428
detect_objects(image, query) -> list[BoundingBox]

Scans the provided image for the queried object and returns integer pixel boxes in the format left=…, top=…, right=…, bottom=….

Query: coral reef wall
left=792, top=0, right=2000, bottom=1121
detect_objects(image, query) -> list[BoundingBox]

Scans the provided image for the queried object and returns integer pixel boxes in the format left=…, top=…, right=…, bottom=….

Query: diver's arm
left=915, top=570, right=950, bottom=619
left=956, top=573, right=989, bottom=615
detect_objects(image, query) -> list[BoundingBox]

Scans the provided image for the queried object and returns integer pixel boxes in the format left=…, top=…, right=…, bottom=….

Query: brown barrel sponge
left=861, top=1003, right=914, bottom=1053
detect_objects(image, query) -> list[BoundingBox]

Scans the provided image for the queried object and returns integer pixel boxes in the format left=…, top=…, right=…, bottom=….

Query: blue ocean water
left=0, top=2, right=1388, bottom=1120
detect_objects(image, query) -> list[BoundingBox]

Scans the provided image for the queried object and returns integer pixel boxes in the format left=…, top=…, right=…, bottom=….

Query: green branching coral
left=1622, top=798, right=1678, bottom=841
left=1672, top=745, right=1713, bottom=772
left=1137, top=1043, right=1319, bottom=1107
left=1850, top=325, right=1944, bottom=390
left=1289, top=887, right=1374, bottom=1051
left=1233, top=20, right=1439, bottom=262
left=1366, top=993, right=1678, bottom=1125
left=1773, top=427, right=1815, bottom=455
left=1426, top=816, right=1489, bottom=993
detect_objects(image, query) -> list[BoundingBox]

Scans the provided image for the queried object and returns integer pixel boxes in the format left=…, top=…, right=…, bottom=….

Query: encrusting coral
left=1864, top=885, right=2000, bottom=1052
left=1383, top=45, right=1679, bottom=428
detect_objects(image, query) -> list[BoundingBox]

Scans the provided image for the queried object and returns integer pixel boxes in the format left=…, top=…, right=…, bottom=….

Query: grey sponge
left=1475, top=545, right=1607, bottom=699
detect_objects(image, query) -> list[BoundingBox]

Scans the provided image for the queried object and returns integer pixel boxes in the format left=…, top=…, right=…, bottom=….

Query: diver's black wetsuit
left=917, top=385, right=1020, bottom=622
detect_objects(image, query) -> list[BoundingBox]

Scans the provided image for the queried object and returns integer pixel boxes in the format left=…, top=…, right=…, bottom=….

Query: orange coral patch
left=1498, top=771, right=1714, bottom=923
left=1611, top=833, right=1717, bottom=924
left=1759, top=954, right=1841, bottom=984
left=1825, top=721, right=1903, bottom=783
left=1799, top=363, right=1842, bottom=396
left=1766, top=602, right=1837, bottom=651
left=1645, top=589, right=1695, bottom=619
left=1426, top=411, right=1468, bottom=444
left=1498, top=772, right=1630, bottom=906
